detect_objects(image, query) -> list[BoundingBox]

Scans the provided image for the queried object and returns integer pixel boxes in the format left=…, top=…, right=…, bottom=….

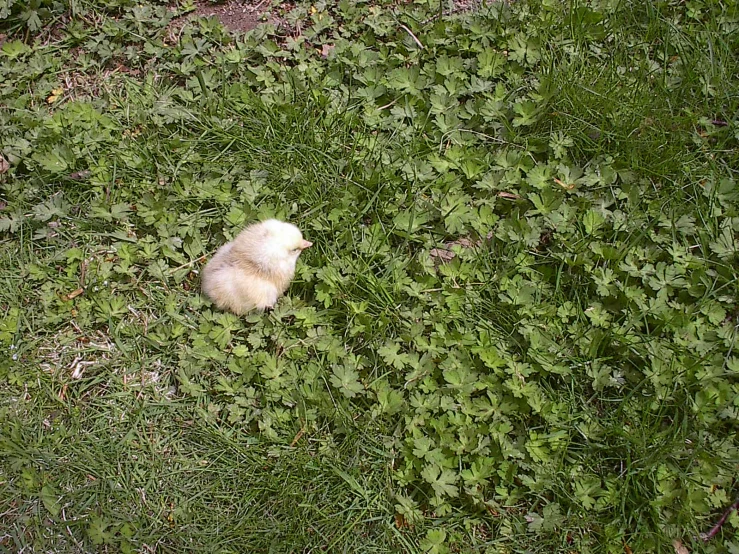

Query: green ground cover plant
left=1, top=0, right=738, bottom=551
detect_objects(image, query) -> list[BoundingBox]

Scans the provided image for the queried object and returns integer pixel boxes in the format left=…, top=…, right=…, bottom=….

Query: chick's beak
left=300, top=240, right=313, bottom=250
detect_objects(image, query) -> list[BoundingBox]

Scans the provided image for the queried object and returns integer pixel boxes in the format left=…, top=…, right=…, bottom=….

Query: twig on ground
left=399, top=24, right=424, bottom=49
left=70, top=358, right=95, bottom=379
left=169, top=253, right=211, bottom=274
left=699, top=496, right=739, bottom=541
left=377, top=99, right=398, bottom=110
left=248, top=0, right=270, bottom=12
left=290, top=426, right=306, bottom=447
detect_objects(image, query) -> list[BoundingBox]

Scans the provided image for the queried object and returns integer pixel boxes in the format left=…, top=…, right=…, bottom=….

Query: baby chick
left=201, top=219, right=312, bottom=315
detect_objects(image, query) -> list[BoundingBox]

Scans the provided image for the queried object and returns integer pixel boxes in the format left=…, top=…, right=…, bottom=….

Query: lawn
left=0, top=0, right=738, bottom=552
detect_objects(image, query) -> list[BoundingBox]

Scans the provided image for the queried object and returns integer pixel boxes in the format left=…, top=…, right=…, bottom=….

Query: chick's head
left=259, top=219, right=312, bottom=267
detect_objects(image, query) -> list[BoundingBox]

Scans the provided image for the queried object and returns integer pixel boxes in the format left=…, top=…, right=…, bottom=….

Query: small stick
left=290, top=426, right=306, bottom=447
left=399, top=24, right=424, bottom=49
left=71, top=360, right=95, bottom=380
left=377, top=99, right=398, bottom=110
left=700, top=496, right=739, bottom=541
left=79, top=258, right=87, bottom=288
left=169, top=253, right=212, bottom=274
left=248, top=0, right=270, bottom=12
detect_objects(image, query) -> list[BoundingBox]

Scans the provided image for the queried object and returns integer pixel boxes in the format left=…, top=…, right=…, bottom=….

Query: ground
left=0, top=0, right=738, bottom=552
left=173, top=0, right=270, bottom=33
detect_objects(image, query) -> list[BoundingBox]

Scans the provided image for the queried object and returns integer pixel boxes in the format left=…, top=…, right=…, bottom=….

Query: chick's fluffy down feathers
left=201, top=219, right=311, bottom=315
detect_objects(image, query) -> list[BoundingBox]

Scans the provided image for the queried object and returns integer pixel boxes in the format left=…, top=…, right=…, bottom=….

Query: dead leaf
left=554, top=178, right=576, bottom=190
left=497, top=191, right=521, bottom=199
left=484, top=505, right=500, bottom=517
left=321, top=43, right=335, bottom=58
left=429, top=248, right=455, bottom=262
left=673, top=540, right=689, bottom=554
left=624, top=545, right=633, bottom=554
left=46, top=87, right=64, bottom=104
left=430, top=232, right=493, bottom=264
left=68, top=169, right=91, bottom=181
left=0, top=155, right=9, bottom=174
left=60, top=288, right=85, bottom=302
left=451, top=237, right=475, bottom=248
left=394, top=513, right=409, bottom=529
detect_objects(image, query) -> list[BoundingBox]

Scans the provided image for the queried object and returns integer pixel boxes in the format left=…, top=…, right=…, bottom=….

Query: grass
left=1, top=0, right=738, bottom=552
left=2, top=390, right=397, bottom=551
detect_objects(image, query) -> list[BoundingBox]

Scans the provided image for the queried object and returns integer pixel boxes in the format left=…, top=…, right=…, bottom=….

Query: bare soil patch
left=173, top=0, right=272, bottom=33
left=171, top=0, right=482, bottom=36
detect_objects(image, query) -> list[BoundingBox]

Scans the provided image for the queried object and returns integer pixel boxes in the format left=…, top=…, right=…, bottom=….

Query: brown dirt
left=173, top=0, right=482, bottom=36
left=174, top=0, right=272, bottom=34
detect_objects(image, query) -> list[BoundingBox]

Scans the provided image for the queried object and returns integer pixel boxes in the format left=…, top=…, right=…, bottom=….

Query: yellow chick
left=201, top=219, right=312, bottom=315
